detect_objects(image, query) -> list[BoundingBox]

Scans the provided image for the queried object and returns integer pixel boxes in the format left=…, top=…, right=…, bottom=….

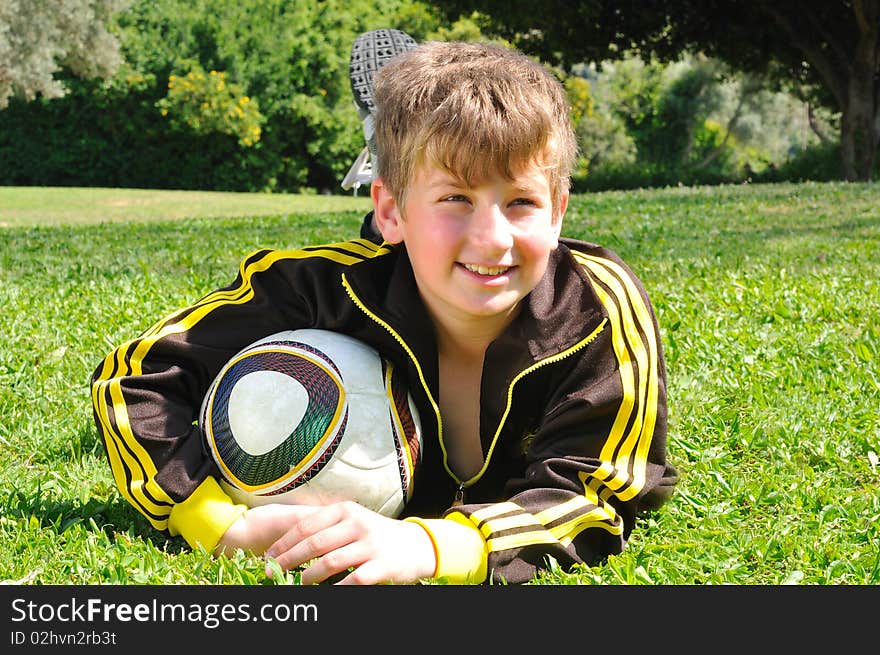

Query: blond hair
left=372, top=41, right=577, bottom=212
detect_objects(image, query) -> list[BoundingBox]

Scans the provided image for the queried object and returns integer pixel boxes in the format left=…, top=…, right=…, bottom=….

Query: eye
left=510, top=197, right=538, bottom=207
left=441, top=194, right=470, bottom=203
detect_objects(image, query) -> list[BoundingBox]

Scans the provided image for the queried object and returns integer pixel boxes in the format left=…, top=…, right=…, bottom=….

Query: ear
left=550, top=189, right=569, bottom=243
left=371, top=178, right=405, bottom=244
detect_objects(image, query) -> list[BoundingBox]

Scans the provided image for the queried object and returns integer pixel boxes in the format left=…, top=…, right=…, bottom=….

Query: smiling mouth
left=462, top=263, right=512, bottom=276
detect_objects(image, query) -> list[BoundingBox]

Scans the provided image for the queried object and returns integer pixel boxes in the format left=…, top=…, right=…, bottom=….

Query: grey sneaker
left=343, top=28, right=418, bottom=191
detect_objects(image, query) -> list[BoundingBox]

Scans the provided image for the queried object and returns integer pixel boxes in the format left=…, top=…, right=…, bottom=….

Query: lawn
left=1, top=181, right=878, bottom=585
left=0, top=186, right=372, bottom=227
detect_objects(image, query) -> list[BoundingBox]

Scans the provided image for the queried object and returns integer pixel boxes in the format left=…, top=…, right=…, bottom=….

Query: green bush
left=0, top=0, right=428, bottom=192
left=757, top=142, right=843, bottom=183
left=156, top=64, right=263, bottom=148
left=0, top=70, right=256, bottom=190
left=2, top=2, right=864, bottom=192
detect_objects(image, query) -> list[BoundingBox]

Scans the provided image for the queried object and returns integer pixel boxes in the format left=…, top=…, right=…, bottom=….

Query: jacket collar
left=345, top=241, right=605, bottom=372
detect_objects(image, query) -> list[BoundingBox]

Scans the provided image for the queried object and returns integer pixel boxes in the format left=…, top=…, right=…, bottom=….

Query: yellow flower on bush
left=156, top=63, right=263, bottom=147
left=565, top=75, right=594, bottom=130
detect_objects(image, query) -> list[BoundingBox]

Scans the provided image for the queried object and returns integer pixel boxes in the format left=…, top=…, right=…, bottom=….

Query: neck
left=429, top=305, right=520, bottom=361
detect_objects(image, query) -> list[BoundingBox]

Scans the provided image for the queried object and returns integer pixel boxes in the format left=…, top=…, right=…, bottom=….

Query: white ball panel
left=306, top=456, right=405, bottom=516
left=203, top=329, right=420, bottom=517
left=227, top=370, right=309, bottom=455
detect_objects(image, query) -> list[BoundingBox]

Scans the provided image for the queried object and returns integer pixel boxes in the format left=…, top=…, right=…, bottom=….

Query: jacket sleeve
left=89, top=246, right=352, bottom=550
left=416, top=248, right=678, bottom=584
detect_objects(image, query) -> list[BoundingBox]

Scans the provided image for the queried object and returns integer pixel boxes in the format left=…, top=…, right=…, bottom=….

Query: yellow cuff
left=405, top=514, right=488, bottom=584
left=167, top=477, right=247, bottom=552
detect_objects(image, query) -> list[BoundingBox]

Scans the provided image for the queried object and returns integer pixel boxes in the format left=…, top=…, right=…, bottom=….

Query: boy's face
left=373, top=160, right=567, bottom=331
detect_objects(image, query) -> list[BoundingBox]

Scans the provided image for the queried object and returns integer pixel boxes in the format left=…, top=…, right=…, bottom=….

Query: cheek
left=517, top=227, right=559, bottom=261
left=413, top=218, right=462, bottom=251
left=406, top=225, right=453, bottom=269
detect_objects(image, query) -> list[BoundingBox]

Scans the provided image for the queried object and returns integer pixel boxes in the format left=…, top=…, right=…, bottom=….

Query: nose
left=469, top=203, right=514, bottom=252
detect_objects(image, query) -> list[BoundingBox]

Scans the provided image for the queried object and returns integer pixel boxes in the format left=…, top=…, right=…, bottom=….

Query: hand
left=216, top=503, right=320, bottom=557
left=264, top=501, right=437, bottom=585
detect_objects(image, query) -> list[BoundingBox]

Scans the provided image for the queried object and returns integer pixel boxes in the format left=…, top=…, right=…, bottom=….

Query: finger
left=300, top=541, right=371, bottom=585
left=269, top=511, right=360, bottom=574
left=265, top=503, right=346, bottom=560
left=332, top=558, right=397, bottom=586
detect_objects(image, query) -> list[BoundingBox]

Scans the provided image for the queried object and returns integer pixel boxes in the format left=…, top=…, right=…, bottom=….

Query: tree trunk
left=694, top=76, right=758, bottom=170
left=839, top=60, right=879, bottom=181
left=760, top=1, right=879, bottom=181
left=838, top=2, right=880, bottom=181
left=807, top=103, right=832, bottom=145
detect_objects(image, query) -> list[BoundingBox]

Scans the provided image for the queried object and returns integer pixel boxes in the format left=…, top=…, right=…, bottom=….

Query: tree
left=0, top=0, right=435, bottom=192
left=113, top=0, right=397, bottom=191
left=0, top=0, right=131, bottom=109
left=436, top=0, right=880, bottom=181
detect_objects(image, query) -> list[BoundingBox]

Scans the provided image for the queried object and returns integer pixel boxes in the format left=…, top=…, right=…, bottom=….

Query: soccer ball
left=199, top=329, right=422, bottom=518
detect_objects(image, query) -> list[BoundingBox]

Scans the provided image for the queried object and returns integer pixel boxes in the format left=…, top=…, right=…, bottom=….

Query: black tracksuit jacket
left=91, top=234, right=678, bottom=584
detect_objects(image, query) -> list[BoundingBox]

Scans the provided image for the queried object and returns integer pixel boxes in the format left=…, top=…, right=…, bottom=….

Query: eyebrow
left=423, top=173, right=465, bottom=189
left=424, top=175, right=545, bottom=193
left=510, top=182, right=542, bottom=194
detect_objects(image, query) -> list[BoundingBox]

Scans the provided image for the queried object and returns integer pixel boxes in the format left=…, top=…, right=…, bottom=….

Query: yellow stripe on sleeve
left=574, top=252, right=660, bottom=501
left=90, top=243, right=387, bottom=532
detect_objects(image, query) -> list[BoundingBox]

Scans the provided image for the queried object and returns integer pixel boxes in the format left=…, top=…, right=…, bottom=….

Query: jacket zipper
left=466, top=317, right=609, bottom=495
left=341, top=273, right=449, bottom=470
left=342, top=273, right=607, bottom=506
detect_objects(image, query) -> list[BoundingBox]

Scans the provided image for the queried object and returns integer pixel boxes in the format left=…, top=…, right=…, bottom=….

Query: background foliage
left=0, top=0, right=854, bottom=193
left=571, top=54, right=842, bottom=191
left=0, top=0, right=130, bottom=108
left=436, top=0, right=880, bottom=182
left=0, top=0, right=438, bottom=192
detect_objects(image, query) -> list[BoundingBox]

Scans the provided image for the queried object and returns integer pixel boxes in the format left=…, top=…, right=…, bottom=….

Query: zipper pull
left=452, top=483, right=465, bottom=507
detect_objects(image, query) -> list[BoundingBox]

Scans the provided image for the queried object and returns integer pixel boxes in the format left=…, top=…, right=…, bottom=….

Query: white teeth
left=464, top=263, right=509, bottom=276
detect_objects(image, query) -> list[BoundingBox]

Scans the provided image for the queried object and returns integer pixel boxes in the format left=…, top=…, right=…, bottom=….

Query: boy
left=90, top=36, right=678, bottom=585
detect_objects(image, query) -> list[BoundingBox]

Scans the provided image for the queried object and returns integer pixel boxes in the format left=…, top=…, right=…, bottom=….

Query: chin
left=459, top=296, right=523, bottom=318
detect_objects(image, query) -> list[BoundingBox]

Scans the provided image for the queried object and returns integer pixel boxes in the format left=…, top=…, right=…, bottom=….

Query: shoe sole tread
left=349, top=28, right=418, bottom=113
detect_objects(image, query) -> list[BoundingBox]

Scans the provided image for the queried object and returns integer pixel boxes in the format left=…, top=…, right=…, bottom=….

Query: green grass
left=0, top=186, right=372, bottom=227
left=1, top=181, right=878, bottom=585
